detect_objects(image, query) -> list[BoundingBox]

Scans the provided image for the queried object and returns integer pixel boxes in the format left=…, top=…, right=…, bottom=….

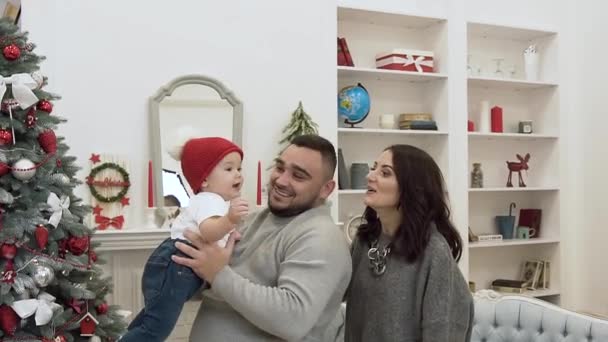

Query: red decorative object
left=120, top=196, right=130, bottom=207
left=89, top=153, right=101, bottom=164
left=92, top=205, right=103, bottom=216
left=2, top=44, right=20, bottom=61
left=67, top=235, right=89, bottom=255
left=96, top=302, right=109, bottom=315
left=67, top=298, right=85, bottom=314
left=518, top=209, right=543, bottom=237
left=38, top=130, right=58, bottom=154
left=35, top=224, right=49, bottom=249
left=467, top=120, right=475, bottom=132
left=58, top=238, right=68, bottom=258
left=90, top=250, right=98, bottom=263
left=0, top=162, right=9, bottom=176
left=491, top=106, right=503, bottom=133
left=37, top=99, right=53, bottom=113
left=1, top=243, right=16, bottom=259
left=78, top=312, right=99, bottom=337
left=1, top=260, right=16, bottom=283
left=25, top=108, right=37, bottom=128
left=0, top=129, right=12, bottom=145
left=56, top=159, right=62, bottom=168
left=506, top=153, right=531, bottom=187
left=0, top=304, right=18, bottom=336
left=375, top=49, right=434, bottom=73
left=147, top=160, right=154, bottom=207
left=95, top=215, right=124, bottom=230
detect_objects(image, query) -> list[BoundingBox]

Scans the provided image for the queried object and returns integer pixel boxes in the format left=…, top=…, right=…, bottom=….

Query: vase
left=471, top=163, right=483, bottom=188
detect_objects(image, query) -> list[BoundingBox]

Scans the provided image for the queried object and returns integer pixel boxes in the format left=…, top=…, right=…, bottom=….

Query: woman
left=345, top=145, right=473, bottom=341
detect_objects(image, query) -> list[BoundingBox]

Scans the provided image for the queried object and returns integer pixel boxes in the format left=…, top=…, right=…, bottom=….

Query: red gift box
left=375, top=49, right=434, bottom=73
left=491, top=106, right=503, bottom=133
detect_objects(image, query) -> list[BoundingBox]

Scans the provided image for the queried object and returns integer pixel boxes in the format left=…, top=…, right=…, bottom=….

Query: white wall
left=22, top=0, right=337, bottom=227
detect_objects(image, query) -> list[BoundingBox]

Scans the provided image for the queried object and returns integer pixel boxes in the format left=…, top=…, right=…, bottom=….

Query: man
left=173, top=134, right=352, bottom=341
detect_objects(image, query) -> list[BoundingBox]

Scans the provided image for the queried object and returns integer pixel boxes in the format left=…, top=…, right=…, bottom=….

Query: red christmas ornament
left=67, top=235, right=89, bottom=256
left=35, top=224, right=49, bottom=249
left=0, top=304, right=19, bottom=336
left=56, top=158, right=63, bottom=168
left=90, top=250, right=98, bottom=263
left=0, top=162, right=9, bottom=176
left=37, top=100, right=53, bottom=113
left=0, top=129, right=12, bottom=145
left=38, top=130, right=57, bottom=154
left=2, top=44, right=20, bottom=61
left=96, top=302, right=109, bottom=315
left=1, top=244, right=16, bottom=259
left=25, top=108, right=37, bottom=128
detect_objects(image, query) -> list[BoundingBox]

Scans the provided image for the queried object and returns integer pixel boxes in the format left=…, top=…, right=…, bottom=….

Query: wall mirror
left=150, top=75, right=243, bottom=208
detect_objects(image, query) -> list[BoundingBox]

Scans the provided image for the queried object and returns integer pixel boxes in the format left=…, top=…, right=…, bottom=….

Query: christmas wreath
left=86, top=162, right=130, bottom=203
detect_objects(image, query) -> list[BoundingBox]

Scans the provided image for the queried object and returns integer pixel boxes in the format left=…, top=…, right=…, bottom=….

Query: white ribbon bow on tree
left=403, top=55, right=433, bottom=73
left=0, top=73, right=39, bottom=144
left=11, top=292, right=61, bottom=326
left=47, top=192, right=70, bottom=228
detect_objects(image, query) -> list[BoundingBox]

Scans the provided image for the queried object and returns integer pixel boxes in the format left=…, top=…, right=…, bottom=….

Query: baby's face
left=202, top=152, right=243, bottom=200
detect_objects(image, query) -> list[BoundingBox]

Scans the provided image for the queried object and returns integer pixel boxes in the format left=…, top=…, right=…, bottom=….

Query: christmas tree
left=0, top=19, right=126, bottom=341
left=278, top=101, right=319, bottom=145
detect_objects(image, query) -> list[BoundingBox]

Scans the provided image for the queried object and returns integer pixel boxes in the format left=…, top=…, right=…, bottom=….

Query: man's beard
left=268, top=200, right=315, bottom=217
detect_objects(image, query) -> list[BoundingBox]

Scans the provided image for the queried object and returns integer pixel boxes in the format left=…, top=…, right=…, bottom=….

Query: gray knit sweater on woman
left=345, top=229, right=474, bottom=342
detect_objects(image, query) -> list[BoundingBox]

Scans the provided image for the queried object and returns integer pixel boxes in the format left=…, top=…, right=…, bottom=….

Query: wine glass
left=492, top=58, right=504, bottom=78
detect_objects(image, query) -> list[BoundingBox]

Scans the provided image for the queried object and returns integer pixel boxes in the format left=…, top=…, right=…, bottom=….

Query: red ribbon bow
left=95, top=215, right=124, bottom=230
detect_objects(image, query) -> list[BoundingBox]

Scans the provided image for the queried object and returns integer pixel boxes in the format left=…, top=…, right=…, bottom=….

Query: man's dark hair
left=290, top=135, right=336, bottom=181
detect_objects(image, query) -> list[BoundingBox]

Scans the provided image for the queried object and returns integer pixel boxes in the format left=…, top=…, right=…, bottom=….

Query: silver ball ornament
left=31, top=264, right=55, bottom=287
left=51, top=173, right=70, bottom=185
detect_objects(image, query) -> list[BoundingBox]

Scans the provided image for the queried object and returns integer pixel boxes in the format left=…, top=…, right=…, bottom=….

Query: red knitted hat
left=180, top=137, right=243, bottom=194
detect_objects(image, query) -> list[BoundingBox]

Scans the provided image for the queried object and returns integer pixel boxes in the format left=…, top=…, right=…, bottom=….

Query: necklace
left=367, top=239, right=391, bottom=276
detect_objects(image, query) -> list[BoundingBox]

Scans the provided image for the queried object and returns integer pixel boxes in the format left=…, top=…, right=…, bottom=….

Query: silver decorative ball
left=11, top=158, right=36, bottom=181
left=52, top=173, right=70, bottom=185
left=31, top=264, right=55, bottom=287
left=31, top=71, right=44, bottom=88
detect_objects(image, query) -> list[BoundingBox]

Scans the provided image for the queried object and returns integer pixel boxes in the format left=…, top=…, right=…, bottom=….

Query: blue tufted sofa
left=327, top=291, right=608, bottom=341
left=472, top=290, right=608, bottom=342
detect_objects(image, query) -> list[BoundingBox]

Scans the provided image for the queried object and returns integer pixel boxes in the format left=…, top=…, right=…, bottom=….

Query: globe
left=338, top=83, right=370, bottom=128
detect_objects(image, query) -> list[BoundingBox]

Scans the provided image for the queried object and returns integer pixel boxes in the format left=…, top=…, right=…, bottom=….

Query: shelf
left=338, top=66, right=447, bottom=83
left=339, top=189, right=366, bottom=195
left=489, top=288, right=561, bottom=298
left=469, top=237, right=560, bottom=249
left=338, top=6, right=446, bottom=29
left=468, top=21, right=557, bottom=42
left=468, top=76, right=557, bottom=90
left=469, top=187, right=559, bottom=193
left=338, top=128, right=447, bottom=136
left=468, top=132, right=558, bottom=140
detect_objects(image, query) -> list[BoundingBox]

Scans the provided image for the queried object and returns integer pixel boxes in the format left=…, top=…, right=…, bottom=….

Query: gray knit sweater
left=188, top=204, right=352, bottom=341
left=345, top=230, right=474, bottom=342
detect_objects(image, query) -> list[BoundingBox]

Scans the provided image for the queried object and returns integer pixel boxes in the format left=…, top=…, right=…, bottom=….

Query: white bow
left=47, top=192, right=70, bottom=228
left=0, top=73, right=39, bottom=109
left=403, top=55, right=433, bottom=73
left=12, top=292, right=61, bottom=326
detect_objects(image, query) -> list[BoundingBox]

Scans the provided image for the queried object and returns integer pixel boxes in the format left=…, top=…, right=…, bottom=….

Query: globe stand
left=344, top=119, right=364, bottom=129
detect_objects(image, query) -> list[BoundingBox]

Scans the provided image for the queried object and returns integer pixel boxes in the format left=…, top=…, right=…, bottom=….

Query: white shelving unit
left=467, top=21, right=561, bottom=304
left=336, top=5, right=449, bottom=226
left=335, top=4, right=563, bottom=305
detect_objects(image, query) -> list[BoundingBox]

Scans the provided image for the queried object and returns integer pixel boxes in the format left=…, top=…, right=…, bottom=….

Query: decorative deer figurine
left=506, top=153, right=531, bottom=187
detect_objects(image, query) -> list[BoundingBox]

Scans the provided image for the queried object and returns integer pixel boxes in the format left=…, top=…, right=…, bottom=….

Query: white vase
left=524, top=52, right=539, bottom=81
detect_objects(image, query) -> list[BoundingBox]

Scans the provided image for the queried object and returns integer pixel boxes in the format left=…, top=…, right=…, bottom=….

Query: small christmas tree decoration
left=11, top=158, right=36, bottom=181
left=2, top=44, right=20, bottom=60
left=25, top=107, right=37, bottom=128
left=2, top=260, right=16, bottom=283
left=0, top=128, right=12, bottom=145
left=51, top=173, right=70, bottom=185
left=0, top=304, right=19, bottom=336
left=96, top=302, right=109, bottom=315
left=67, top=235, right=89, bottom=256
left=279, top=101, right=319, bottom=145
left=89, top=335, right=101, bottom=342
left=38, top=130, right=58, bottom=154
left=35, top=225, right=49, bottom=249
left=78, top=312, right=99, bottom=337
left=37, top=99, right=53, bottom=113
left=30, top=262, right=55, bottom=287
left=31, top=71, right=44, bottom=88
left=0, top=162, right=9, bottom=176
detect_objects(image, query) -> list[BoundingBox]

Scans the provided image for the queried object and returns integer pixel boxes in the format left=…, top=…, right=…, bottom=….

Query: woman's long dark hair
left=357, top=145, right=463, bottom=262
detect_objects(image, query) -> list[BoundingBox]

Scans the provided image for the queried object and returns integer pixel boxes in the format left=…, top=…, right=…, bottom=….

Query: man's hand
left=227, top=198, right=249, bottom=225
left=172, top=229, right=240, bottom=283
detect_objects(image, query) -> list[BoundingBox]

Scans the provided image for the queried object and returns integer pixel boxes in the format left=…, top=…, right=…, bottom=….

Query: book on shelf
left=521, top=260, right=543, bottom=289
left=477, top=234, right=503, bottom=242
left=491, top=285, right=525, bottom=294
left=337, top=38, right=347, bottom=66
left=337, top=37, right=354, bottom=67
left=492, top=279, right=526, bottom=288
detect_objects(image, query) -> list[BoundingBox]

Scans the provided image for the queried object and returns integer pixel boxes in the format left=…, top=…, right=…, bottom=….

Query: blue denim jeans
left=121, top=238, right=205, bottom=342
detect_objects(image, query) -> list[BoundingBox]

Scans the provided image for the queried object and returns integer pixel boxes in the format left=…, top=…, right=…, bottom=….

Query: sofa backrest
left=473, top=291, right=608, bottom=342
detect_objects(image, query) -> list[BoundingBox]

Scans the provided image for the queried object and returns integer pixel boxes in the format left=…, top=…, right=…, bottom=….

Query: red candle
left=257, top=161, right=262, bottom=206
left=148, top=160, right=154, bottom=207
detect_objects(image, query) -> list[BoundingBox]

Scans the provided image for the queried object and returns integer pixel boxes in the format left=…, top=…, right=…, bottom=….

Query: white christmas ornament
left=89, top=336, right=101, bottom=342
left=31, top=264, right=55, bottom=287
left=11, top=158, right=36, bottom=181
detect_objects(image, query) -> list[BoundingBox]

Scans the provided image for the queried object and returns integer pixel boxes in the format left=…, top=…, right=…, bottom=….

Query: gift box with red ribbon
left=375, top=49, right=434, bottom=73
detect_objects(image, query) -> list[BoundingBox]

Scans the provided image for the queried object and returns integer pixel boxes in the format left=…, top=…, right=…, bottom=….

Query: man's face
left=268, top=145, right=335, bottom=217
